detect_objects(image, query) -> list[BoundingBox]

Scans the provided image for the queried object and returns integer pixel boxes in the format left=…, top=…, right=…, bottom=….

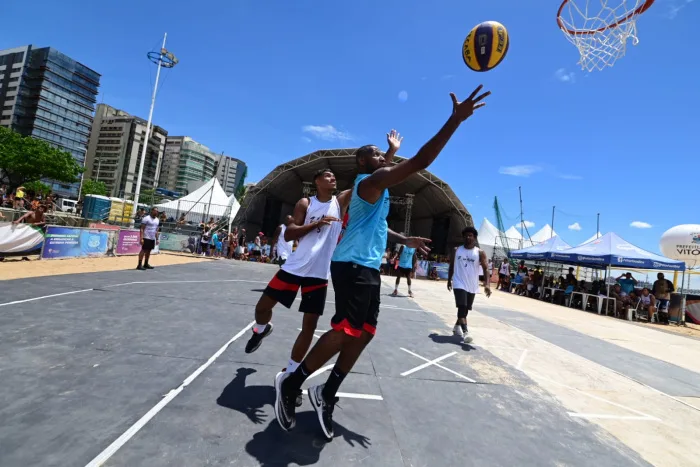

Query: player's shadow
left=428, top=333, right=477, bottom=352
left=218, top=368, right=372, bottom=466
left=250, top=288, right=266, bottom=293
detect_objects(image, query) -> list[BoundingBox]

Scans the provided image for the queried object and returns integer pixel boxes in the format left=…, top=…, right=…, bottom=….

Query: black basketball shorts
left=329, top=261, right=381, bottom=337
left=263, top=269, right=328, bottom=314
left=398, top=266, right=412, bottom=277
left=454, top=288, right=476, bottom=310
left=142, top=238, right=156, bottom=251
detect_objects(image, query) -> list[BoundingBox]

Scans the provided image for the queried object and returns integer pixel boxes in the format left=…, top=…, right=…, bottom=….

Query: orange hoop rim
left=556, top=0, right=655, bottom=35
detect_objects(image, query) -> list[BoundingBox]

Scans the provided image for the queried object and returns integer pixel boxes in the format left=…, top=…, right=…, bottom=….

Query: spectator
left=616, top=272, right=638, bottom=296
left=638, top=287, right=657, bottom=322
left=200, top=228, right=211, bottom=257
left=14, top=186, right=27, bottom=209
left=565, top=267, right=577, bottom=286
left=652, top=273, right=674, bottom=315
left=497, top=258, right=510, bottom=290
left=13, top=205, right=46, bottom=228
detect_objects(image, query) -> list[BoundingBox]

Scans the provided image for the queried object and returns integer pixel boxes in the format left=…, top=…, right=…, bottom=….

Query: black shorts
left=142, top=238, right=155, bottom=251
left=479, top=275, right=484, bottom=282
left=263, top=269, right=328, bottom=314
left=498, top=273, right=506, bottom=280
left=398, top=267, right=412, bottom=277
left=330, top=261, right=380, bottom=337
left=454, top=289, right=476, bottom=310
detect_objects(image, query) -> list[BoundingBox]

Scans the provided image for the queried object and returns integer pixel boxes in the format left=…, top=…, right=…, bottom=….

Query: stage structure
left=233, top=149, right=472, bottom=254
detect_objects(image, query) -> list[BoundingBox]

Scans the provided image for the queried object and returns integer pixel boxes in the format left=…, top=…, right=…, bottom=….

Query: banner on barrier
left=41, top=226, right=111, bottom=260
left=89, top=222, right=121, bottom=231
left=159, top=232, right=193, bottom=253
left=433, top=262, right=450, bottom=280
left=415, top=260, right=430, bottom=278
left=0, top=222, right=45, bottom=254
left=116, top=229, right=142, bottom=255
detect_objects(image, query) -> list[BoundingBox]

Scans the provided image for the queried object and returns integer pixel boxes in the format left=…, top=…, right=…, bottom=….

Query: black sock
left=283, top=361, right=311, bottom=392
left=322, top=366, right=347, bottom=402
left=461, top=323, right=467, bottom=333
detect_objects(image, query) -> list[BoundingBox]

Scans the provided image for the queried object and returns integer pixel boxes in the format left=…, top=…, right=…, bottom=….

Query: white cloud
left=301, top=136, right=312, bottom=143
left=568, top=222, right=582, bottom=231
left=301, top=125, right=353, bottom=142
left=398, top=90, right=408, bottom=102
left=520, top=220, right=536, bottom=229
left=558, top=173, right=583, bottom=180
left=498, top=165, right=542, bottom=177
left=667, top=0, right=695, bottom=19
left=554, top=68, right=576, bottom=84
left=630, top=221, right=652, bottom=229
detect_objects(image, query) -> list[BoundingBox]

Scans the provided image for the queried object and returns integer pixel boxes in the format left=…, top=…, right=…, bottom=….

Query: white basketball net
left=558, top=0, right=650, bottom=71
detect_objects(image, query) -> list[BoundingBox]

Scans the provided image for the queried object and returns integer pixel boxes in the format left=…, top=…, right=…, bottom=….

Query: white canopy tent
left=155, top=177, right=240, bottom=225
left=579, top=232, right=603, bottom=245
left=531, top=224, right=557, bottom=243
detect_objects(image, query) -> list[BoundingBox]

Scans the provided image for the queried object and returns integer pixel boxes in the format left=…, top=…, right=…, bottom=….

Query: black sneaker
left=273, top=372, right=296, bottom=431
left=136, top=265, right=145, bottom=270
left=308, top=384, right=338, bottom=439
left=143, top=264, right=154, bottom=269
left=244, top=323, right=273, bottom=353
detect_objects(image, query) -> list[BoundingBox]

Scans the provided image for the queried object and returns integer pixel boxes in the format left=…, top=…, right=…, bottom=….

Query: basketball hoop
left=557, top=0, right=655, bottom=71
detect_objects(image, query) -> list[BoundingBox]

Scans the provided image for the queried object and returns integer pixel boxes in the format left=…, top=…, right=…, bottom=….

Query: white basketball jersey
left=452, top=246, right=481, bottom=294
left=276, top=224, right=293, bottom=260
left=282, top=196, right=342, bottom=279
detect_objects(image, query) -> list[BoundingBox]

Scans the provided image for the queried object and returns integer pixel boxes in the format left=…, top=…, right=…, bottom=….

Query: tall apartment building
left=216, top=154, right=247, bottom=196
left=0, top=45, right=100, bottom=198
left=84, top=104, right=167, bottom=198
left=160, top=136, right=218, bottom=195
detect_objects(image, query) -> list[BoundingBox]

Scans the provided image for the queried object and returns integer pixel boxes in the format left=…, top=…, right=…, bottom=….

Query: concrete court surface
left=0, top=261, right=689, bottom=466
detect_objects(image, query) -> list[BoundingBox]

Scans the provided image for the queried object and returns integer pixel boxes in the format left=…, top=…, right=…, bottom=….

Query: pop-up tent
left=155, top=178, right=240, bottom=224
left=509, top=235, right=572, bottom=260
left=547, top=232, right=685, bottom=271
left=530, top=224, right=557, bottom=243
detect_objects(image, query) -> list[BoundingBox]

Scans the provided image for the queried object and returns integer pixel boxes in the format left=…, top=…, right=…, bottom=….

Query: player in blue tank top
left=391, top=244, right=417, bottom=297
left=275, top=85, right=492, bottom=439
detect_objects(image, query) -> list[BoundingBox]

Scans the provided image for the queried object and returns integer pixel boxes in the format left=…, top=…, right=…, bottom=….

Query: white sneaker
left=453, top=325, right=464, bottom=338
left=462, top=332, right=473, bottom=344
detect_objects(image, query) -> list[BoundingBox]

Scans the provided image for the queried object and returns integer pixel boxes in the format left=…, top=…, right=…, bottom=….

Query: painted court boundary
left=84, top=320, right=256, bottom=467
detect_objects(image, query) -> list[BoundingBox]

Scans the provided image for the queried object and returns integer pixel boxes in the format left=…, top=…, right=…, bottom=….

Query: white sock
left=286, top=360, right=300, bottom=373
left=408, top=286, right=412, bottom=292
left=254, top=322, right=268, bottom=334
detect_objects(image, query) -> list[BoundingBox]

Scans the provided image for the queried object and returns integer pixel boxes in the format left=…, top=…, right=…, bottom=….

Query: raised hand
left=450, top=85, right=490, bottom=123
left=316, top=215, right=341, bottom=227
left=405, top=236, right=431, bottom=256
left=386, top=129, right=403, bottom=151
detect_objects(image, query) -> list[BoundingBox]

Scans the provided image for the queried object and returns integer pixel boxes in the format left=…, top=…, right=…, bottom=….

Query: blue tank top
left=332, top=174, right=389, bottom=270
left=399, top=246, right=416, bottom=268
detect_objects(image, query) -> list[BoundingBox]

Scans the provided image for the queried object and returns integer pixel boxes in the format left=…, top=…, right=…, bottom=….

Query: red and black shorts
left=329, top=261, right=381, bottom=338
left=263, top=269, right=328, bottom=315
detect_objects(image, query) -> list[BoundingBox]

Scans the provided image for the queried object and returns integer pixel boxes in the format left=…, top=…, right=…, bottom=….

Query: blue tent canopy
left=546, top=232, right=685, bottom=271
left=509, top=236, right=573, bottom=260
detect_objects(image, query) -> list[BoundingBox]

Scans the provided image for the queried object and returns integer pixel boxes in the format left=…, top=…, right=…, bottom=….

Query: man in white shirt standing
left=447, top=226, right=491, bottom=344
left=137, top=207, right=160, bottom=270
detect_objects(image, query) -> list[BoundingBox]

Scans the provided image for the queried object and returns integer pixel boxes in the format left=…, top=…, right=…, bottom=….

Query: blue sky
left=2, top=0, right=698, bottom=256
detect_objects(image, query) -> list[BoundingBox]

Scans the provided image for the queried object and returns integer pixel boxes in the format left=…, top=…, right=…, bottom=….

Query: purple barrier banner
left=116, top=229, right=142, bottom=255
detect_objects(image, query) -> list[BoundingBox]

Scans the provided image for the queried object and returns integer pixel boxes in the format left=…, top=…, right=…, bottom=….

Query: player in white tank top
left=245, top=169, right=349, bottom=385
left=447, top=226, right=491, bottom=344
left=273, top=218, right=294, bottom=263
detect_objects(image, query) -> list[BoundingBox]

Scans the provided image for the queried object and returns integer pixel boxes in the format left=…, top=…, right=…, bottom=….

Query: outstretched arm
left=388, top=228, right=431, bottom=256
left=359, top=86, right=490, bottom=204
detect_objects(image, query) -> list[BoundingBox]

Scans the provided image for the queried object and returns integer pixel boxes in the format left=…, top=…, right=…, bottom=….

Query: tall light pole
left=76, top=146, right=88, bottom=200
left=131, top=33, right=178, bottom=223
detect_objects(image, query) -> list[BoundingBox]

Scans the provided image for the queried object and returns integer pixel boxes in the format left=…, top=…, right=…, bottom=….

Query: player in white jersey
left=447, top=226, right=491, bottom=344
left=271, top=216, right=294, bottom=266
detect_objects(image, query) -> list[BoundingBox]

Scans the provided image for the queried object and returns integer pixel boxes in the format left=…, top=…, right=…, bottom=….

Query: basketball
left=462, top=21, right=510, bottom=72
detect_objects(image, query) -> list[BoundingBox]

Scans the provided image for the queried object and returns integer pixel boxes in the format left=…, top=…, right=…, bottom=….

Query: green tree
left=0, top=127, right=84, bottom=189
left=23, top=180, right=52, bottom=197
left=140, top=188, right=164, bottom=205
left=80, top=179, right=108, bottom=198
left=235, top=167, right=248, bottom=202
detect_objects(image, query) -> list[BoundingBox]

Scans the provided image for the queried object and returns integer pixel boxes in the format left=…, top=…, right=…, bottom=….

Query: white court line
left=84, top=321, right=255, bottom=467
left=400, top=348, right=477, bottom=383
left=516, top=350, right=528, bottom=370
left=300, top=364, right=384, bottom=401
left=568, top=413, right=657, bottom=421
left=496, top=317, right=692, bottom=415
left=401, top=352, right=457, bottom=377
left=0, top=289, right=93, bottom=307
left=528, top=370, right=660, bottom=421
